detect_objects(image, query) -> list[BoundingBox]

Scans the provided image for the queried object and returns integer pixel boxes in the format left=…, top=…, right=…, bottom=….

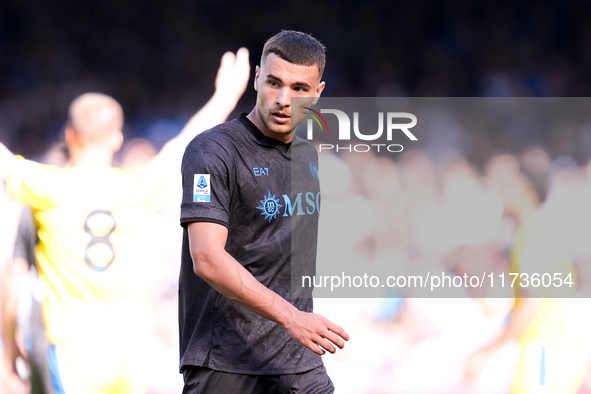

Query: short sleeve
left=180, top=133, right=233, bottom=228
left=6, top=156, right=52, bottom=209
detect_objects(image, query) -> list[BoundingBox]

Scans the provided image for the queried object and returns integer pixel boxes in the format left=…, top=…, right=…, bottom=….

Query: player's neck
left=67, top=146, right=113, bottom=169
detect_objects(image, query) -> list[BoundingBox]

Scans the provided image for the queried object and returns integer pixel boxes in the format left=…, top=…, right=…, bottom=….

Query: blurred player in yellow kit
left=0, top=48, right=250, bottom=394
left=464, top=168, right=590, bottom=394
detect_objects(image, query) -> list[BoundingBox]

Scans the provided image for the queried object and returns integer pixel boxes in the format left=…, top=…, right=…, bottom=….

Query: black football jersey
left=179, top=114, right=322, bottom=374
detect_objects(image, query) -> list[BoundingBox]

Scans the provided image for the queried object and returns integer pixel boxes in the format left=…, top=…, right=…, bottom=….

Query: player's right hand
left=214, top=47, right=250, bottom=105
left=0, top=364, right=26, bottom=394
left=284, top=310, right=350, bottom=355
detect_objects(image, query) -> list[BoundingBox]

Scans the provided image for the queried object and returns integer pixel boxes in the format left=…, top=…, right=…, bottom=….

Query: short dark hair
left=262, top=30, right=326, bottom=78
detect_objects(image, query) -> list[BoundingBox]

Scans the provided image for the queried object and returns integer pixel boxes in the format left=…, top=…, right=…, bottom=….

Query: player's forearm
left=484, top=297, right=538, bottom=352
left=192, top=248, right=298, bottom=328
left=187, top=222, right=348, bottom=355
left=175, top=90, right=239, bottom=145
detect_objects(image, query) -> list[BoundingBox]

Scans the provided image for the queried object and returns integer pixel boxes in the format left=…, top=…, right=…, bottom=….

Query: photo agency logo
left=302, top=105, right=418, bottom=153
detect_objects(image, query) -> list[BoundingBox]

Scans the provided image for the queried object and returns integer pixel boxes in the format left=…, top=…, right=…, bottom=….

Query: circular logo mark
left=256, top=191, right=283, bottom=223
left=309, top=161, right=319, bottom=180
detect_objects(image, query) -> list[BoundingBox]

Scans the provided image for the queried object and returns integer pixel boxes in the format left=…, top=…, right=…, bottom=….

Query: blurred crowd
left=6, top=127, right=591, bottom=393
left=315, top=143, right=591, bottom=393
left=3, top=0, right=591, bottom=157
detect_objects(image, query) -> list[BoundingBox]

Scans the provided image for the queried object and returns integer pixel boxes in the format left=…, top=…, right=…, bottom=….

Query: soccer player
left=0, top=201, right=34, bottom=394
left=179, top=30, right=349, bottom=393
left=1, top=206, right=50, bottom=394
left=0, top=47, right=250, bottom=394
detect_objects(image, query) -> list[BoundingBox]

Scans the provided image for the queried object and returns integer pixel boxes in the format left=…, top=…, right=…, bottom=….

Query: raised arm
left=463, top=297, right=538, bottom=383
left=188, top=221, right=350, bottom=355
left=159, top=48, right=250, bottom=158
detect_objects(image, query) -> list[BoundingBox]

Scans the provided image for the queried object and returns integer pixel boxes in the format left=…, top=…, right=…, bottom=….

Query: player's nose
left=275, top=87, right=291, bottom=107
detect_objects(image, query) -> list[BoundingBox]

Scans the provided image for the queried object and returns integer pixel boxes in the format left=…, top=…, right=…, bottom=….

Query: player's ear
left=253, top=65, right=260, bottom=91
left=312, top=81, right=325, bottom=105
left=64, top=126, right=77, bottom=147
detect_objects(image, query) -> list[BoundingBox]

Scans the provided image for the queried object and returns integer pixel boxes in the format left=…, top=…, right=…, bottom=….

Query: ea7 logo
left=305, top=110, right=417, bottom=141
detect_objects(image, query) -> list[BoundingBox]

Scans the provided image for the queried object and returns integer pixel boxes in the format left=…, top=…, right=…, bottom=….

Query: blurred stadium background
left=3, top=0, right=591, bottom=393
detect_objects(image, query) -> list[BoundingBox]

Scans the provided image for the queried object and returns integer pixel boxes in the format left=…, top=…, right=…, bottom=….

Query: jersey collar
left=238, top=113, right=291, bottom=152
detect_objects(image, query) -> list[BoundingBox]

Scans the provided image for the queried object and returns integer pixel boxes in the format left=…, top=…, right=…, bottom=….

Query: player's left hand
left=283, top=310, right=350, bottom=356
left=214, top=48, right=250, bottom=104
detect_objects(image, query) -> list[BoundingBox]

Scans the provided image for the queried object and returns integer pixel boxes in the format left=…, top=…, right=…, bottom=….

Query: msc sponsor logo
left=256, top=190, right=321, bottom=222
left=257, top=191, right=283, bottom=223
